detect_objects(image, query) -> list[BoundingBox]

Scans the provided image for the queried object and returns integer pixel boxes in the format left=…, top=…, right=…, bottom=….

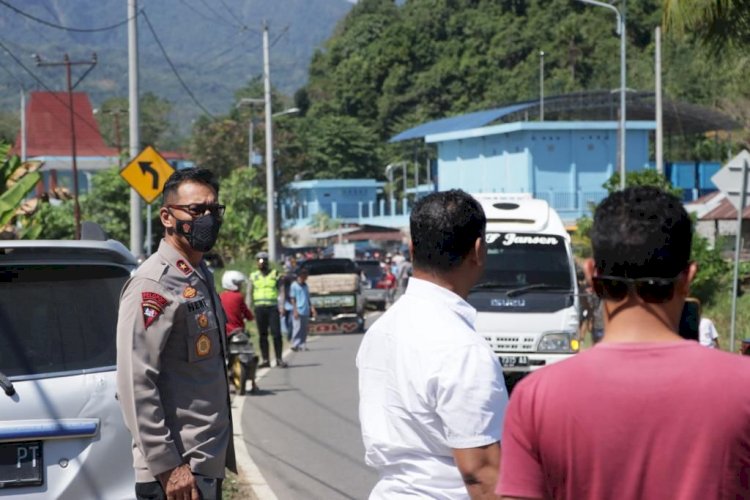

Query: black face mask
left=174, top=212, right=222, bottom=252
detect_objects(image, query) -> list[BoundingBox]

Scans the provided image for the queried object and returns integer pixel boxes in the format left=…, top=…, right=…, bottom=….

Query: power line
left=216, top=0, right=260, bottom=35
left=0, top=38, right=109, bottom=150
left=195, top=0, right=242, bottom=30
left=0, top=0, right=134, bottom=33
left=176, top=0, right=239, bottom=30
left=141, top=10, right=214, bottom=118
left=270, top=26, right=290, bottom=49
left=202, top=38, right=263, bottom=74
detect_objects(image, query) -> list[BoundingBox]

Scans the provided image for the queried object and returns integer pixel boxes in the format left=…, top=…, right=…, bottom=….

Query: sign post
left=711, top=150, right=750, bottom=352
left=120, top=146, right=175, bottom=256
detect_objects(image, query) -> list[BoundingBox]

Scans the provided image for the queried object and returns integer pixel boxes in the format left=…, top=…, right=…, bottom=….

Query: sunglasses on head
left=167, top=203, right=225, bottom=218
left=591, top=273, right=683, bottom=303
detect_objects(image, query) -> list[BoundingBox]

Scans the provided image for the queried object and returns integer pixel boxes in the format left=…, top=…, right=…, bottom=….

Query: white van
left=469, top=194, right=581, bottom=389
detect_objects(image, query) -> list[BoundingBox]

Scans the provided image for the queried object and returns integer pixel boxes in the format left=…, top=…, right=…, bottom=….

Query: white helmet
left=221, top=270, right=247, bottom=291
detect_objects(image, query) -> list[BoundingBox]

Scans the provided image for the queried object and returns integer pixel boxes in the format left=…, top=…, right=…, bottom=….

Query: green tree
left=214, top=167, right=267, bottom=262
left=603, top=168, right=683, bottom=197
left=97, top=93, right=175, bottom=153
left=663, top=0, right=750, bottom=50
left=0, top=144, right=42, bottom=236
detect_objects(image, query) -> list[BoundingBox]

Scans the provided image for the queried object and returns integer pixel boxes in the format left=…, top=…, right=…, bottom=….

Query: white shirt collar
left=404, top=277, right=477, bottom=327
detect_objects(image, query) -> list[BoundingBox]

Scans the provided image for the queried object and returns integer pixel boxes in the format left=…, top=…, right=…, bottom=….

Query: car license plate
left=0, top=441, right=43, bottom=488
left=500, top=356, right=529, bottom=368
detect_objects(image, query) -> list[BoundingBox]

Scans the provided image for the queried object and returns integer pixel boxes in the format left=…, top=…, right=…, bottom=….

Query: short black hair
left=162, top=168, right=219, bottom=205
left=410, top=189, right=486, bottom=273
left=591, top=186, right=692, bottom=278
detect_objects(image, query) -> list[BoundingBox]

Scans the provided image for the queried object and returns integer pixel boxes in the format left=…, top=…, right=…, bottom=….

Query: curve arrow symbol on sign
left=139, top=161, right=159, bottom=190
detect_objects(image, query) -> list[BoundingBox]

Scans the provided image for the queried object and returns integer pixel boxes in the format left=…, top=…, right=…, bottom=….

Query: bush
left=690, top=232, right=730, bottom=304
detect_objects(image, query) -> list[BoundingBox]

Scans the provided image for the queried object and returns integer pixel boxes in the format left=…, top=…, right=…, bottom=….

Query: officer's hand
left=293, top=310, right=300, bottom=319
left=157, top=464, right=198, bottom=500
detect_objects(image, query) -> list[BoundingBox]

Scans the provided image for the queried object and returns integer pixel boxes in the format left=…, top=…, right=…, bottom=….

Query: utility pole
left=263, top=20, right=277, bottom=261
left=655, top=26, right=663, bottom=175
left=35, top=52, right=98, bottom=240
left=128, top=0, right=142, bottom=257
left=103, top=108, right=125, bottom=168
left=539, top=50, right=545, bottom=121
left=20, top=88, right=26, bottom=161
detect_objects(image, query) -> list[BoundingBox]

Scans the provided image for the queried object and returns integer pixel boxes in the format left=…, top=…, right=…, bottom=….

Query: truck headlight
left=538, top=332, right=579, bottom=353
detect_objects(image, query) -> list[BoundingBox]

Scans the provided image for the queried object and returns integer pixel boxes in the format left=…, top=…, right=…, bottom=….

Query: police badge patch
left=142, top=292, right=169, bottom=328
left=176, top=260, right=192, bottom=275
left=196, top=334, right=211, bottom=357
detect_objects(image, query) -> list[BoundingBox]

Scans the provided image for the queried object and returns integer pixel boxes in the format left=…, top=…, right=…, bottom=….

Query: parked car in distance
left=0, top=236, right=137, bottom=499
left=356, top=260, right=392, bottom=311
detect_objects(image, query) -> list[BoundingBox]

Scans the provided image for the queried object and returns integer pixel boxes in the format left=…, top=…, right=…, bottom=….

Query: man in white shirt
left=357, top=189, right=508, bottom=499
left=699, top=316, right=720, bottom=348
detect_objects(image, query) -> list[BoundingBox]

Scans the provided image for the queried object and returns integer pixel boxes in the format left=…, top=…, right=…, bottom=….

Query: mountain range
left=0, top=0, right=352, bottom=124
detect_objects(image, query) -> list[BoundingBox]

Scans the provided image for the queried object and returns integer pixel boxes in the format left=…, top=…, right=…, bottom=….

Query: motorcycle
left=226, top=329, right=259, bottom=395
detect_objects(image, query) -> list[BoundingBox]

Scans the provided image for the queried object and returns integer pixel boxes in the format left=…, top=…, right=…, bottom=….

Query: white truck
left=469, top=194, right=581, bottom=391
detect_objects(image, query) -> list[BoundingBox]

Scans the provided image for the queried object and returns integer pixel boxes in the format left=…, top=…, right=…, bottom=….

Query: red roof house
left=14, top=91, right=117, bottom=170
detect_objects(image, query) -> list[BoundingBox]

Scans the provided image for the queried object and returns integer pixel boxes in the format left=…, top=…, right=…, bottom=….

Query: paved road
left=237, top=314, right=381, bottom=500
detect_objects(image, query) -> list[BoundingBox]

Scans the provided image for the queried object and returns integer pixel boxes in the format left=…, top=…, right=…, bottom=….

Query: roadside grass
left=702, top=289, right=750, bottom=353
left=222, top=469, right=256, bottom=500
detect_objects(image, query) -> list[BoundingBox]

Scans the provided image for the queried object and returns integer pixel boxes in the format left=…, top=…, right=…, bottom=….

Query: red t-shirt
left=219, top=290, right=253, bottom=334
left=497, top=341, right=750, bottom=500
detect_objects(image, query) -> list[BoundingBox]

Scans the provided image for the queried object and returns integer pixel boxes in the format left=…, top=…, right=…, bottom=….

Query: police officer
left=116, top=168, right=236, bottom=500
left=248, top=251, right=287, bottom=368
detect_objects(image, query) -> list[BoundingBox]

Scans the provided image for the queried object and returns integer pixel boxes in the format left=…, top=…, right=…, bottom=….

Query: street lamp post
left=578, top=0, right=626, bottom=190
left=236, top=100, right=299, bottom=254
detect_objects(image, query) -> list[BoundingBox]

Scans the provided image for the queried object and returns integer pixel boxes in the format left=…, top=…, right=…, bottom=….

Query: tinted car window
left=300, top=259, right=358, bottom=275
left=357, top=261, right=384, bottom=280
left=0, top=265, right=130, bottom=378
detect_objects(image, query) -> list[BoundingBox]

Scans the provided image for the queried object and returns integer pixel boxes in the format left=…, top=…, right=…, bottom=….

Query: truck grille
left=484, top=336, right=536, bottom=353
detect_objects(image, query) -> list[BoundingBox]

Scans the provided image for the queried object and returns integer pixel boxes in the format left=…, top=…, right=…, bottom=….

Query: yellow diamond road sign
left=120, top=146, right=176, bottom=204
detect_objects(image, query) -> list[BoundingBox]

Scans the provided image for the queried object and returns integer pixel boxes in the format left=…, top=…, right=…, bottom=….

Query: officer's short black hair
left=410, top=189, right=486, bottom=273
left=591, top=186, right=692, bottom=279
left=162, top=168, right=220, bottom=205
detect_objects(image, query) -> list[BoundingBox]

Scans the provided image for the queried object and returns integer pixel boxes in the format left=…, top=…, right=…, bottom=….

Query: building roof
left=15, top=91, right=116, bottom=160
left=288, top=179, right=385, bottom=190
left=390, top=90, right=741, bottom=143
left=701, top=196, right=750, bottom=220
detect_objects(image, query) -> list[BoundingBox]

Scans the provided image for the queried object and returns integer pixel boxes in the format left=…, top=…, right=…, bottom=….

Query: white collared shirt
left=356, top=278, right=507, bottom=499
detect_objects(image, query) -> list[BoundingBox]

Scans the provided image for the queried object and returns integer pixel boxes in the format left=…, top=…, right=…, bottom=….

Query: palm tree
left=663, top=0, right=750, bottom=49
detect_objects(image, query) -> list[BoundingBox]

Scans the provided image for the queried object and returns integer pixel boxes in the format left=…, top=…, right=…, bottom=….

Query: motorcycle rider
left=220, top=270, right=259, bottom=394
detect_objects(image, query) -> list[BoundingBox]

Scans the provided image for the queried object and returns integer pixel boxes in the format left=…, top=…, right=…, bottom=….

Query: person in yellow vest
left=248, top=252, right=287, bottom=368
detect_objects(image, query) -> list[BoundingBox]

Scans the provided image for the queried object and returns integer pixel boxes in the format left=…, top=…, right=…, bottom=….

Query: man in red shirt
left=220, top=270, right=254, bottom=334
left=497, top=186, right=750, bottom=500
left=220, top=270, right=260, bottom=395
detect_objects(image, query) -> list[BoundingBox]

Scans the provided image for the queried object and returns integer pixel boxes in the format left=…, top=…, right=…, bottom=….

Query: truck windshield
left=0, top=264, right=130, bottom=378
left=476, top=232, right=572, bottom=291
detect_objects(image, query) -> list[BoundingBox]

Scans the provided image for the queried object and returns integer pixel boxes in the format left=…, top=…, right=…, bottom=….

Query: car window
left=0, top=264, right=130, bottom=378
left=357, top=262, right=383, bottom=280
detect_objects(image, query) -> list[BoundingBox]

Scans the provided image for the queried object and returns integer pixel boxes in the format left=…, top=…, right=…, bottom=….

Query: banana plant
left=0, top=143, right=43, bottom=230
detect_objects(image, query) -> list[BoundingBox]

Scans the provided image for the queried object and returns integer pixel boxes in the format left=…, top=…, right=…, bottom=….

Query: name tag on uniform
left=187, top=299, right=207, bottom=313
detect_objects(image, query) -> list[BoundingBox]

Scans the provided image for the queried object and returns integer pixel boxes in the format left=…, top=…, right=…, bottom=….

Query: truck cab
left=469, top=194, right=580, bottom=389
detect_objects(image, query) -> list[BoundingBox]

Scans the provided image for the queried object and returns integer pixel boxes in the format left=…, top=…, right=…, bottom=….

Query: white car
left=0, top=237, right=136, bottom=499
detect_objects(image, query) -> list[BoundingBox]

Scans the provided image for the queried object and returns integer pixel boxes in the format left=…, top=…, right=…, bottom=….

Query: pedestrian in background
left=497, top=186, right=750, bottom=499
left=357, top=189, right=508, bottom=499
left=116, top=168, right=235, bottom=500
left=290, top=268, right=315, bottom=351
left=699, top=307, right=721, bottom=349
left=248, top=251, right=287, bottom=368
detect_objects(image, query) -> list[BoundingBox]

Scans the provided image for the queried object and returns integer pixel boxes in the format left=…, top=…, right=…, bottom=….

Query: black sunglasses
left=592, top=274, right=682, bottom=303
left=167, top=203, right=225, bottom=218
